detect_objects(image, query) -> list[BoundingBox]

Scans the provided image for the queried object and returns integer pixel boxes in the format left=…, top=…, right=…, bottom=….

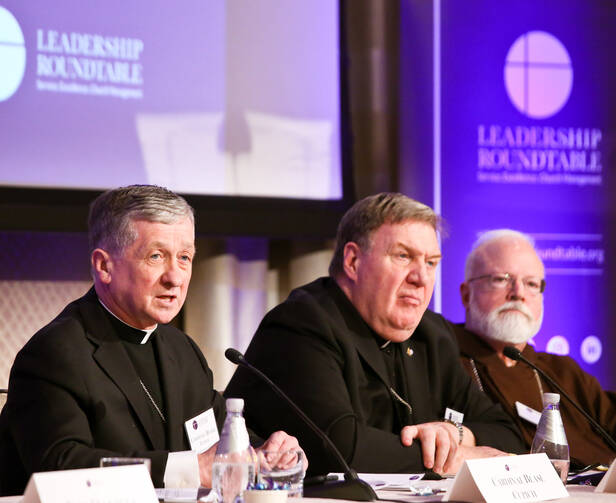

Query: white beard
left=468, top=300, right=543, bottom=344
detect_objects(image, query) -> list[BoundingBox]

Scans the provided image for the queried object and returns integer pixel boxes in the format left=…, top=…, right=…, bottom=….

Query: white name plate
left=23, top=464, right=158, bottom=503
left=443, top=453, right=568, bottom=503
left=596, top=458, right=616, bottom=493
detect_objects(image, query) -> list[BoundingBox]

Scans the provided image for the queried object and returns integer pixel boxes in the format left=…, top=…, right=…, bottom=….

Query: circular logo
left=545, top=335, right=570, bottom=356
left=0, top=6, right=26, bottom=102
left=504, top=31, right=573, bottom=119
left=580, top=335, right=602, bottom=364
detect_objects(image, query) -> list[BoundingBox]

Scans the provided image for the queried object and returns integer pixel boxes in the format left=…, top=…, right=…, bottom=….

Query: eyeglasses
left=467, top=272, right=545, bottom=295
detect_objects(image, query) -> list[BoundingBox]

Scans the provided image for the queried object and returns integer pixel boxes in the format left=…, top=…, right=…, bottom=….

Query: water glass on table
left=257, top=449, right=305, bottom=497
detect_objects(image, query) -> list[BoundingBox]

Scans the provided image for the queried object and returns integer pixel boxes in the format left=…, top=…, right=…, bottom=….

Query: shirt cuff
left=164, top=451, right=200, bottom=488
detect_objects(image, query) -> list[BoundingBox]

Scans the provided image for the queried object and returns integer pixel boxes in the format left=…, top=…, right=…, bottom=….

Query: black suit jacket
left=225, top=277, right=525, bottom=475
left=0, top=288, right=226, bottom=495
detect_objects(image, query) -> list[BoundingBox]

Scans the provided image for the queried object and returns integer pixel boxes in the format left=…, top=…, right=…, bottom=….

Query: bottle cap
left=226, top=398, right=245, bottom=413
left=542, top=392, right=560, bottom=406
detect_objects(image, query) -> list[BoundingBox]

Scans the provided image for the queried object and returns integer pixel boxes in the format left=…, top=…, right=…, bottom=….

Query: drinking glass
left=257, top=450, right=304, bottom=497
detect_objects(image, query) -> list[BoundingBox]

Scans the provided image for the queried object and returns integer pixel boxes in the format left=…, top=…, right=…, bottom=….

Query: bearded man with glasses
left=453, top=229, right=616, bottom=468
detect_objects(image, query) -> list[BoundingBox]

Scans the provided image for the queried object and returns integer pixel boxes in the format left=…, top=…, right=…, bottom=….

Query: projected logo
left=0, top=6, right=26, bottom=102
left=580, top=335, right=602, bottom=364
left=546, top=335, right=570, bottom=356
left=504, top=31, right=573, bottom=119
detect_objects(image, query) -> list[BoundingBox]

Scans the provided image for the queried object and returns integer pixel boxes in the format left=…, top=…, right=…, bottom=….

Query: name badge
left=515, top=401, right=541, bottom=425
left=445, top=407, right=464, bottom=424
left=184, top=408, right=219, bottom=453
left=443, top=453, right=568, bottom=503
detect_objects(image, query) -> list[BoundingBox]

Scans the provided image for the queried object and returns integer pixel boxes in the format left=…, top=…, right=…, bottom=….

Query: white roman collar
left=98, top=298, right=157, bottom=344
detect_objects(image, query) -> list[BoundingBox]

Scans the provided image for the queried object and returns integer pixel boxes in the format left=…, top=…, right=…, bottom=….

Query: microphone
left=224, top=348, right=376, bottom=501
left=503, top=346, right=616, bottom=452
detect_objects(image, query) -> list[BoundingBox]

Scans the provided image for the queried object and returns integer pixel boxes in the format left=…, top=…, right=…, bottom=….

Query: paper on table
left=328, top=472, right=426, bottom=490
left=155, top=487, right=213, bottom=502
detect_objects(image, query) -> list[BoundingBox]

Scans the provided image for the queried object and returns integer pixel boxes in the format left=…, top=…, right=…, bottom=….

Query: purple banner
left=436, top=1, right=616, bottom=386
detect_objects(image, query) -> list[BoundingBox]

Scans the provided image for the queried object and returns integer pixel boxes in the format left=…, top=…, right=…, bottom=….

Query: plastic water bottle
left=530, top=392, right=570, bottom=483
left=212, top=398, right=256, bottom=503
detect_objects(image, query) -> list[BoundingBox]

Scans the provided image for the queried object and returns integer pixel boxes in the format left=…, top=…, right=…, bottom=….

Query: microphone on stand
left=502, top=346, right=616, bottom=452
left=224, top=348, right=376, bottom=501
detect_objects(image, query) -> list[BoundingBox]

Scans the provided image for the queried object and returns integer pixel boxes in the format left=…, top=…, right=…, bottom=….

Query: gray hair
left=88, top=184, right=194, bottom=255
left=464, top=229, right=536, bottom=280
left=328, top=192, right=441, bottom=277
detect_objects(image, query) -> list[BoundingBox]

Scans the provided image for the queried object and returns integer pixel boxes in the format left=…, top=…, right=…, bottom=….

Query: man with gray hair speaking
left=0, top=185, right=300, bottom=496
left=453, top=229, right=616, bottom=467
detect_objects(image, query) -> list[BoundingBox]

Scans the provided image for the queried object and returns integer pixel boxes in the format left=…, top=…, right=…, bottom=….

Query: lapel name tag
left=23, top=465, right=157, bottom=503
left=516, top=401, right=541, bottom=425
left=445, top=407, right=464, bottom=424
left=443, top=453, right=568, bottom=503
left=185, top=408, right=219, bottom=453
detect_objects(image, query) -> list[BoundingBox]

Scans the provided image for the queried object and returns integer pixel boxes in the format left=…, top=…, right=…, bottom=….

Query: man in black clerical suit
left=0, top=185, right=300, bottom=495
left=226, top=193, right=525, bottom=476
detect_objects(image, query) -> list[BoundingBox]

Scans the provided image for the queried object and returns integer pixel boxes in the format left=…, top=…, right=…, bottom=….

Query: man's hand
left=198, top=442, right=218, bottom=487
left=442, top=445, right=509, bottom=474
left=400, top=423, right=509, bottom=475
left=257, top=431, right=308, bottom=472
left=458, top=445, right=509, bottom=461
left=198, top=432, right=308, bottom=487
left=400, top=422, right=459, bottom=474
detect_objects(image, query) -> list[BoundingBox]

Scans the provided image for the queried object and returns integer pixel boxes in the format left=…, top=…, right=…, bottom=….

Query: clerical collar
left=370, top=329, right=394, bottom=350
left=98, top=298, right=157, bottom=344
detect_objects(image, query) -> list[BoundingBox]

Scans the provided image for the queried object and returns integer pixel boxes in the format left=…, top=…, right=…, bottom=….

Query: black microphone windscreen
left=503, top=346, right=522, bottom=360
left=225, top=348, right=244, bottom=365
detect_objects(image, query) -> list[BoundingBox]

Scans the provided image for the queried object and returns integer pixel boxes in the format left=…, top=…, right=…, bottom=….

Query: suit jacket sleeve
left=6, top=327, right=169, bottom=486
left=0, top=312, right=226, bottom=494
left=428, top=319, right=523, bottom=451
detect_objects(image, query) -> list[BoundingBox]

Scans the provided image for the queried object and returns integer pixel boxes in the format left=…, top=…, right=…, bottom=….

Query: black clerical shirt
left=101, top=308, right=167, bottom=449
left=377, top=337, right=413, bottom=431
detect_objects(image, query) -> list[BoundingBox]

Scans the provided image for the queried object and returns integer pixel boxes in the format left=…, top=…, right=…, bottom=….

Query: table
left=2, top=479, right=615, bottom=503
